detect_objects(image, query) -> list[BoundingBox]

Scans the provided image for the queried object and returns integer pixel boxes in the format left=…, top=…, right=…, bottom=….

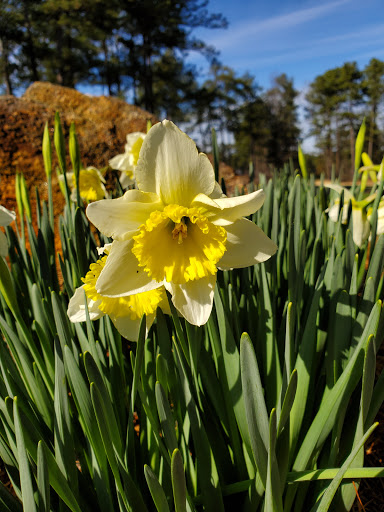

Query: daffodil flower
left=87, top=120, right=277, bottom=326
left=60, top=166, right=107, bottom=202
left=358, top=152, right=381, bottom=191
left=109, top=132, right=146, bottom=188
left=67, top=251, right=169, bottom=340
left=0, top=205, right=16, bottom=257
left=326, top=184, right=375, bottom=247
left=367, top=199, right=384, bottom=236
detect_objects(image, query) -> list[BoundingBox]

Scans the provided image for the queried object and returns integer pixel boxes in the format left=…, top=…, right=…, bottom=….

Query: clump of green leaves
left=0, top=118, right=383, bottom=512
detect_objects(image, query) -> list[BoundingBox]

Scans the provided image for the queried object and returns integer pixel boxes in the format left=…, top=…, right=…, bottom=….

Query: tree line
left=306, top=59, right=384, bottom=176
left=1, top=0, right=384, bottom=176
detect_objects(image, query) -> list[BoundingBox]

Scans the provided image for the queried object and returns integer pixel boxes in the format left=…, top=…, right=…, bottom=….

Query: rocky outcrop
left=0, top=82, right=157, bottom=212
left=0, top=82, right=247, bottom=215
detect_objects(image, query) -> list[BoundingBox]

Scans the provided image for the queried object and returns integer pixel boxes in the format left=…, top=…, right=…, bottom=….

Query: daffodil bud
left=42, top=122, right=52, bottom=179
left=298, top=144, right=307, bottom=179
left=355, top=118, right=366, bottom=171
left=0, top=256, right=20, bottom=317
left=20, top=174, right=31, bottom=222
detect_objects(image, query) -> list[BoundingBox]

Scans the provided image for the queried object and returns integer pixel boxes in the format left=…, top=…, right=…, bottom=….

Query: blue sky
left=189, top=0, right=384, bottom=91
left=187, top=0, right=384, bottom=149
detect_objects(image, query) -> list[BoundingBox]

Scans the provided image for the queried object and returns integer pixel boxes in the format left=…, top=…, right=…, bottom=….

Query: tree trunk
left=23, top=3, right=39, bottom=81
left=0, top=38, right=13, bottom=95
left=335, top=117, right=340, bottom=173
left=102, top=39, right=113, bottom=95
left=56, top=25, right=63, bottom=85
left=143, top=35, right=154, bottom=113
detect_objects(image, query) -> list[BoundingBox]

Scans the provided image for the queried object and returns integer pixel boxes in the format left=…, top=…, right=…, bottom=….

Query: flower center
left=131, top=204, right=227, bottom=284
left=172, top=217, right=188, bottom=244
left=82, top=256, right=165, bottom=320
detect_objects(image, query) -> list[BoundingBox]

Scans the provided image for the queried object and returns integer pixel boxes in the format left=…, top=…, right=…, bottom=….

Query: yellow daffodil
left=67, top=249, right=169, bottom=340
left=358, top=152, right=381, bottom=192
left=109, top=132, right=146, bottom=188
left=367, top=199, right=384, bottom=236
left=0, top=205, right=16, bottom=257
left=86, top=120, right=277, bottom=326
left=326, top=184, right=375, bottom=247
left=60, top=166, right=107, bottom=202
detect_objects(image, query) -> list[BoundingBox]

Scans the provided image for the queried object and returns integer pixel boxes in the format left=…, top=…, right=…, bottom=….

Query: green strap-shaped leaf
left=285, top=302, right=381, bottom=511
left=294, top=302, right=381, bottom=471
left=171, top=449, right=187, bottom=512
left=310, top=423, right=378, bottom=512
left=13, top=398, right=37, bottom=512
left=289, top=268, right=324, bottom=456
left=39, top=440, right=82, bottom=512
left=173, top=340, right=224, bottom=512
left=37, top=441, right=50, bottom=512
left=91, top=382, right=147, bottom=512
left=156, top=354, right=169, bottom=394
left=155, top=381, right=178, bottom=454
left=53, top=338, right=78, bottom=493
left=144, top=465, right=170, bottom=512
left=240, top=333, right=268, bottom=488
left=265, top=409, right=283, bottom=512
left=0, top=480, right=23, bottom=512
left=51, top=290, right=73, bottom=350
left=84, top=351, right=122, bottom=455
left=277, top=370, right=297, bottom=437
left=63, top=346, right=110, bottom=480
left=212, top=288, right=250, bottom=448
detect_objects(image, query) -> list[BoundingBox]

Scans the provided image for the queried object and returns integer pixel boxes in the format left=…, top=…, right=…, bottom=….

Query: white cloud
left=206, top=0, right=352, bottom=50
left=230, top=25, right=384, bottom=72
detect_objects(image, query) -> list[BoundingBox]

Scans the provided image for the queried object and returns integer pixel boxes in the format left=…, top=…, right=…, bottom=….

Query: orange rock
left=0, top=81, right=157, bottom=214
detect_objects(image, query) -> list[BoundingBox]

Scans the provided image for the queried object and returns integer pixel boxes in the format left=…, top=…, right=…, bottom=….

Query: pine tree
left=363, top=58, right=384, bottom=159
left=265, top=74, right=299, bottom=168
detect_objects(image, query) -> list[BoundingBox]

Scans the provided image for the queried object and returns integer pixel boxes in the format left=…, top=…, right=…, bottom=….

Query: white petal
left=210, top=181, right=225, bottom=199
left=166, top=275, right=216, bottom=326
left=112, top=315, right=141, bottom=341
left=126, top=132, right=146, bottom=147
left=86, top=190, right=162, bottom=240
left=218, top=218, right=277, bottom=270
left=325, top=183, right=353, bottom=202
left=327, top=203, right=340, bottom=223
left=0, top=230, right=8, bottom=257
left=376, top=208, right=384, bottom=235
left=327, top=202, right=349, bottom=224
left=0, top=205, right=16, bottom=226
left=135, top=120, right=215, bottom=206
left=194, top=190, right=266, bottom=223
left=67, top=286, right=104, bottom=322
left=97, top=243, right=113, bottom=255
left=96, top=239, right=163, bottom=297
left=112, top=311, right=156, bottom=341
left=352, top=208, right=370, bottom=247
left=119, top=172, right=135, bottom=189
left=109, top=152, right=133, bottom=172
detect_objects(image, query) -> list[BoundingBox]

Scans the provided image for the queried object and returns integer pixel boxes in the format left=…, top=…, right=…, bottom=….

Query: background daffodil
left=67, top=250, right=169, bottom=341
left=368, top=199, right=384, bottom=236
left=0, top=205, right=16, bottom=257
left=326, top=183, right=375, bottom=247
left=109, top=132, right=146, bottom=188
left=358, top=152, right=382, bottom=192
left=60, top=166, right=107, bottom=202
left=87, top=120, right=277, bottom=326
